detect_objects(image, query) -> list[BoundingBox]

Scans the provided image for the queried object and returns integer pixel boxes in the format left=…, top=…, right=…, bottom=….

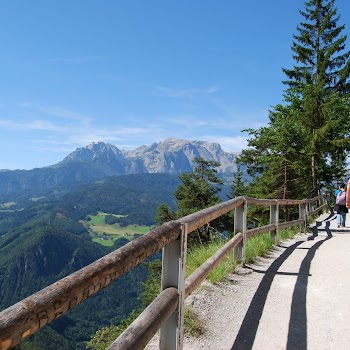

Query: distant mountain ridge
left=0, top=138, right=239, bottom=194
left=61, top=138, right=238, bottom=174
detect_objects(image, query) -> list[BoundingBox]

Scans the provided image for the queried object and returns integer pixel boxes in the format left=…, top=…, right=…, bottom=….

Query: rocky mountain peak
left=121, top=138, right=238, bottom=174
left=62, top=142, right=124, bottom=163
left=61, top=138, right=239, bottom=174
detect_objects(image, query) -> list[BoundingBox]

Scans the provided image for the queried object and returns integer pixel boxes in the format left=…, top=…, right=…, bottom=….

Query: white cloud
left=27, top=123, right=155, bottom=151
left=161, top=115, right=209, bottom=128
left=20, top=103, right=94, bottom=125
left=212, top=97, right=269, bottom=128
left=0, top=119, right=66, bottom=132
left=203, top=135, right=249, bottom=153
left=1, top=101, right=159, bottom=153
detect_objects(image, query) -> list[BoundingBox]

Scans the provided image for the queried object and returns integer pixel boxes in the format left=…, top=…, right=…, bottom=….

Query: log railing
left=0, top=194, right=328, bottom=350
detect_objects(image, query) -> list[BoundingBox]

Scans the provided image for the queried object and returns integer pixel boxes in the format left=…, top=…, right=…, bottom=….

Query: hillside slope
left=0, top=224, right=148, bottom=349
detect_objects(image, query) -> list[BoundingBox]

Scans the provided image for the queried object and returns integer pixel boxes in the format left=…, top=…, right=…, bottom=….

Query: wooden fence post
left=323, top=193, right=329, bottom=213
left=308, top=200, right=314, bottom=215
left=159, top=224, right=187, bottom=350
left=234, top=200, right=247, bottom=264
left=270, top=202, right=278, bottom=245
left=299, top=202, right=306, bottom=233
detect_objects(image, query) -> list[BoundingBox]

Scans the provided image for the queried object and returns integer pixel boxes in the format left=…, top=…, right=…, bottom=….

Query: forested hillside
left=52, top=173, right=180, bottom=225
left=0, top=223, right=149, bottom=350
left=0, top=173, right=179, bottom=348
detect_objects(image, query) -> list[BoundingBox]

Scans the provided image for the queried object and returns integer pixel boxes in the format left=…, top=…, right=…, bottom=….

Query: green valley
left=82, top=212, right=151, bottom=247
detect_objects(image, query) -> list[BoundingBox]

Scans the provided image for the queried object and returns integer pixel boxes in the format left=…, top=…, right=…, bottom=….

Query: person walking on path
left=347, top=179, right=350, bottom=209
left=335, top=183, right=347, bottom=227
left=335, top=183, right=341, bottom=196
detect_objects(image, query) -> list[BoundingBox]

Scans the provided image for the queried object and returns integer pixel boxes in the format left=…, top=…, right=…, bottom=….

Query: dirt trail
left=146, top=210, right=350, bottom=350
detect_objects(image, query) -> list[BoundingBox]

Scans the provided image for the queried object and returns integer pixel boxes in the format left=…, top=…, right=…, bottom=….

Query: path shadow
left=329, top=228, right=349, bottom=233
left=309, top=219, right=333, bottom=240
left=286, top=235, right=331, bottom=350
left=231, top=234, right=332, bottom=350
left=230, top=241, right=302, bottom=350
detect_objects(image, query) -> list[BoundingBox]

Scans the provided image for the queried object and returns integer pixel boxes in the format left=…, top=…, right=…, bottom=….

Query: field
left=30, top=196, right=45, bottom=202
left=0, top=202, right=16, bottom=208
left=0, top=201, right=24, bottom=212
left=82, top=212, right=151, bottom=247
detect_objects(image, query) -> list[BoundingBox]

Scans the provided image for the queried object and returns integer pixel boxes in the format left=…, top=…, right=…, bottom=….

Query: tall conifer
left=283, top=0, right=350, bottom=93
left=282, top=0, right=350, bottom=195
left=240, top=0, right=350, bottom=199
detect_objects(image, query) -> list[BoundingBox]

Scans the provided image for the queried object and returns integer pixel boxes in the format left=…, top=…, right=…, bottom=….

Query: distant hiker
left=334, top=183, right=341, bottom=211
left=335, top=183, right=347, bottom=228
left=335, top=183, right=342, bottom=197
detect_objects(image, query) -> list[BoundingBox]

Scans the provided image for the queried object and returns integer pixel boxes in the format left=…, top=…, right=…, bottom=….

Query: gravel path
left=146, top=211, right=350, bottom=350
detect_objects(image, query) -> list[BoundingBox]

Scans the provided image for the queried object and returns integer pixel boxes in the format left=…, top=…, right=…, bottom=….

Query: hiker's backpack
left=336, top=190, right=346, bottom=205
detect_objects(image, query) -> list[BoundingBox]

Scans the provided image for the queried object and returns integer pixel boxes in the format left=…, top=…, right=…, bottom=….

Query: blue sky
left=1, top=0, right=350, bottom=170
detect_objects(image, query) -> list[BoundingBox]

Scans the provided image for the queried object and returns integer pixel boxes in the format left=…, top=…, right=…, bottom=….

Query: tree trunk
left=283, top=161, right=289, bottom=221
left=311, top=153, right=318, bottom=197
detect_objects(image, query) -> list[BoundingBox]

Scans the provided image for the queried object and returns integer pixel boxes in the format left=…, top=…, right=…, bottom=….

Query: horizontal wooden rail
left=278, top=219, right=305, bottom=230
left=245, top=197, right=278, bottom=206
left=0, top=193, right=328, bottom=350
left=178, top=196, right=244, bottom=233
left=246, top=224, right=277, bottom=239
left=306, top=194, right=324, bottom=203
left=308, top=203, right=328, bottom=216
left=277, top=199, right=305, bottom=205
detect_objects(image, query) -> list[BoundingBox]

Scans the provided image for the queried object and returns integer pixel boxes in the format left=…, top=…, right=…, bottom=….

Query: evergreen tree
left=154, top=158, right=226, bottom=243
left=240, top=101, right=309, bottom=200
left=174, top=158, right=223, bottom=218
left=154, top=203, right=176, bottom=225
left=239, top=102, right=310, bottom=221
left=228, top=163, right=247, bottom=199
left=282, top=0, right=350, bottom=195
left=240, top=0, right=350, bottom=200
left=283, top=0, right=350, bottom=93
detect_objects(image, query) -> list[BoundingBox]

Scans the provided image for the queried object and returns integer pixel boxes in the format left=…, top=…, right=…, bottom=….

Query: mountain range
left=0, top=138, right=239, bottom=194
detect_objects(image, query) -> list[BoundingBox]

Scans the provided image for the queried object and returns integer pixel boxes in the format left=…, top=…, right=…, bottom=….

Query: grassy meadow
left=0, top=201, right=24, bottom=212
left=82, top=212, right=151, bottom=247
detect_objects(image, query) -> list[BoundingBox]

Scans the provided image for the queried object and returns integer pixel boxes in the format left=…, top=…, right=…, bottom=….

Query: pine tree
left=282, top=0, right=350, bottom=195
left=175, top=157, right=223, bottom=218
left=154, top=203, right=176, bottom=225
left=240, top=0, right=350, bottom=199
left=240, top=101, right=309, bottom=199
left=228, top=163, right=246, bottom=199
left=283, top=0, right=350, bottom=93
left=174, top=157, right=224, bottom=243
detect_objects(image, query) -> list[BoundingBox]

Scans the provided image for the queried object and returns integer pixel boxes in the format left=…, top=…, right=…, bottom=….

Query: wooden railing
left=0, top=194, right=328, bottom=350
